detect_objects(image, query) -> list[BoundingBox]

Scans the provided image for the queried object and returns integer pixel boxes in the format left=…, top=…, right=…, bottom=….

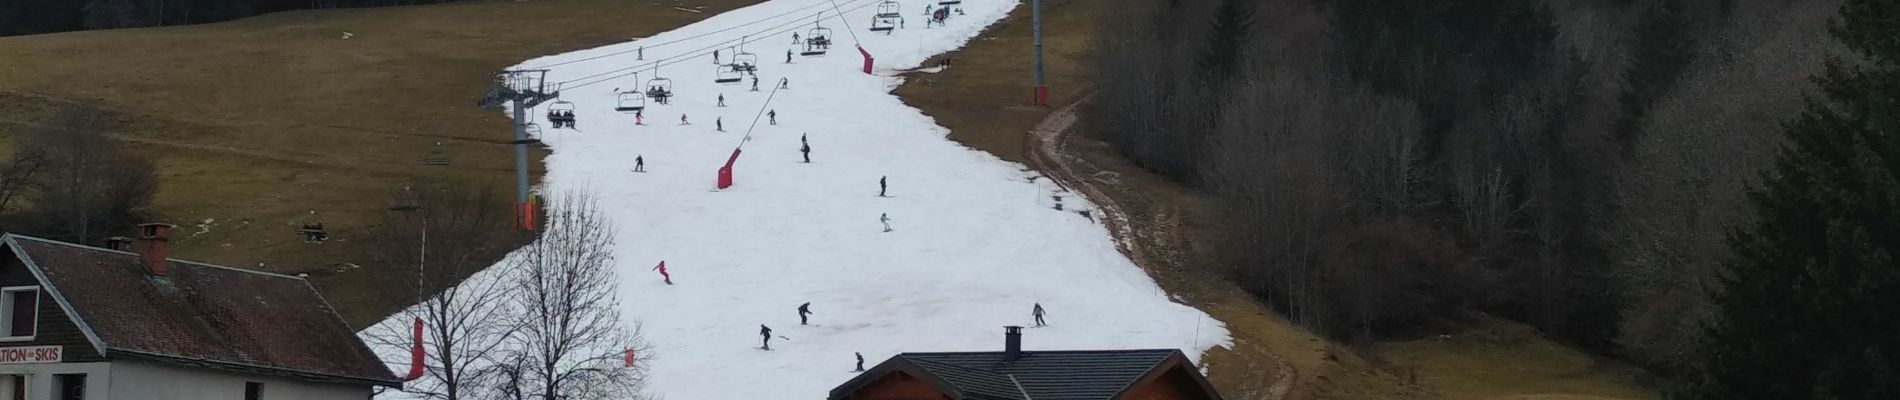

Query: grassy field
left=0, top=0, right=759, bottom=326
left=890, top=1, right=1660, bottom=399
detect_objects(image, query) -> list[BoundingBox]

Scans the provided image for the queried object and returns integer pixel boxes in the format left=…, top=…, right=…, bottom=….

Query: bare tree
left=501, top=193, right=650, bottom=400
left=365, top=180, right=523, bottom=400
left=14, top=105, right=156, bottom=244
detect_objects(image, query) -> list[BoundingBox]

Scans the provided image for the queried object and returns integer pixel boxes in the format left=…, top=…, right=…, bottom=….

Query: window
left=54, top=374, right=83, bottom=400
left=0, top=287, right=37, bottom=340
left=7, top=375, right=24, bottom=400
left=244, top=382, right=263, bottom=400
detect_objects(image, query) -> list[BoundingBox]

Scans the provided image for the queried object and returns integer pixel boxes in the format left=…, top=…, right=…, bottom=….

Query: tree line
left=1089, top=0, right=1895, bottom=394
left=0, top=0, right=467, bottom=36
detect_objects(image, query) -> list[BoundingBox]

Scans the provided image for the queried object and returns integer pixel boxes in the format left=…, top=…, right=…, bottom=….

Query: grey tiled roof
left=900, top=349, right=1178, bottom=400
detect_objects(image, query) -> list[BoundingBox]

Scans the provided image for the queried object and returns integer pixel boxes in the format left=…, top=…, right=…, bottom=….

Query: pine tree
left=1685, top=1, right=1900, bottom=398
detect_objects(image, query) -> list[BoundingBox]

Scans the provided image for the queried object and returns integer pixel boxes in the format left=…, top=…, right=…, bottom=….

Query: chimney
left=137, top=223, right=175, bottom=276
left=104, top=236, right=132, bottom=251
left=1004, top=326, right=1023, bottom=362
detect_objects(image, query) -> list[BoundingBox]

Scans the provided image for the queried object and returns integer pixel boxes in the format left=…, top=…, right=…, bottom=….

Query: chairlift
left=938, top=0, right=961, bottom=6
left=875, top=1, right=902, bottom=18
left=715, top=66, right=744, bottom=84
left=546, top=100, right=577, bottom=129
left=870, top=15, right=896, bottom=32
left=803, top=27, right=833, bottom=56
left=646, top=75, right=674, bottom=105
left=615, top=91, right=647, bottom=112
left=732, top=37, right=759, bottom=73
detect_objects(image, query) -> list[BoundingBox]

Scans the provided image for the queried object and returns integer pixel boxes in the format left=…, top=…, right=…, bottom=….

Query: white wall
left=108, top=360, right=371, bottom=400
left=0, top=361, right=113, bottom=400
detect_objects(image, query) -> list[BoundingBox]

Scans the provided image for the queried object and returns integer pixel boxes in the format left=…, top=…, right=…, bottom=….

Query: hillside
left=0, top=0, right=760, bottom=325
left=361, top=0, right=1227, bottom=398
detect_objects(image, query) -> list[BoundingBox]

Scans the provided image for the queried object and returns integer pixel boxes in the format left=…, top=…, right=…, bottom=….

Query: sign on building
left=0, top=346, right=61, bottom=364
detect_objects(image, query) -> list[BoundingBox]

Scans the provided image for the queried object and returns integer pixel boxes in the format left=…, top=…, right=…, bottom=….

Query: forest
left=1088, top=0, right=1897, bottom=395
left=0, top=0, right=467, bottom=36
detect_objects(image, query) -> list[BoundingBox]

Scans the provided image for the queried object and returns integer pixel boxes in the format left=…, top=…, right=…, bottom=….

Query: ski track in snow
left=366, top=0, right=1229, bottom=398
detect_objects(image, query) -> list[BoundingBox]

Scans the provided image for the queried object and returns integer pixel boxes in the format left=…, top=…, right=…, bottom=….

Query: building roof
left=831, top=349, right=1220, bottom=400
left=2, top=234, right=401, bottom=387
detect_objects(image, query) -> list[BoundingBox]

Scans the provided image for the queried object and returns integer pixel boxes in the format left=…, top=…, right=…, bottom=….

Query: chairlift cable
left=555, top=0, right=880, bottom=91
left=553, top=0, right=877, bottom=89
left=519, top=0, right=844, bottom=70
left=822, top=0, right=865, bottom=45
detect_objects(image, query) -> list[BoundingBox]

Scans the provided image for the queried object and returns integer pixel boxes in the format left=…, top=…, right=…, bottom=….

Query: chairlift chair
left=938, top=0, right=961, bottom=5
left=616, top=91, right=647, bottom=112
left=646, top=77, right=674, bottom=104
left=547, top=100, right=577, bottom=129
left=871, top=16, right=896, bottom=32
left=802, top=26, right=833, bottom=56
left=715, top=67, right=744, bottom=84
left=875, top=1, right=902, bottom=18
left=732, top=53, right=759, bottom=73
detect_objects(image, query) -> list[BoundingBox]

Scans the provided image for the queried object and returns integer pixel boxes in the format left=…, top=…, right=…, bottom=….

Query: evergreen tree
left=1686, top=1, right=1900, bottom=398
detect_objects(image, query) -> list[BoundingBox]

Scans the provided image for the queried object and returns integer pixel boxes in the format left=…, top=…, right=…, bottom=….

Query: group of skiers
left=752, top=302, right=1050, bottom=370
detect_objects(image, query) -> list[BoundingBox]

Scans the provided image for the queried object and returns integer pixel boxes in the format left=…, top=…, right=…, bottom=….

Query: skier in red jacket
left=653, top=261, right=672, bottom=285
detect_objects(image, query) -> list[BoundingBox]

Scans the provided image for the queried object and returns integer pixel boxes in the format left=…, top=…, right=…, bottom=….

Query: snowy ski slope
left=369, top=0, right=1228, bottom=398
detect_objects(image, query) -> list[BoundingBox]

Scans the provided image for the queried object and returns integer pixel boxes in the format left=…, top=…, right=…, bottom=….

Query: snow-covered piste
left=367, top=0, right=1229, bottom=397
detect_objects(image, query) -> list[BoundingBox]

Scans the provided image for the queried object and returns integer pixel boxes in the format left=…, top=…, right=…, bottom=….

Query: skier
left=635, top=155, right=645, bottom=173
left=718, top=94, right=726, bottom=107
left=760, top=325, right=774, bottom=350
left=752, top=76, right=760, bottom=92
left=1032, top=303, right=1047, bottom=327
left=786, top=49, right=793, bottom=64
left=900, top=17, right=905, bottom=29
left=801, top=140, right=812, bottom=163
left=854, top=352, right=866, bottom=372
left=879, top=176, right=888, bottom=197
left=637, top=45, right=644, bottom=60
left=714, top=49, right=720, bottom=65
left=652, top=261, right=672, bottom=285
left=880, top=213, right=893, bottom=232
left=780, top=77, right=790, bottom=89
left=768, top=109, right=777, bottom=125
left=717, top=117, right=724, bottom=132
left=635, top=109, right=645, bottom=125
left=798, top=302, right=814, bottom=325
left=681, top=114, right=691, bottom=125
left=792, top=32, right=800, bottom=44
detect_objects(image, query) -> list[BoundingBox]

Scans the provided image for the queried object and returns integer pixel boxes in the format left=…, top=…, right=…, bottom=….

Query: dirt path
left=1024, top=96, right=1296, bottom=399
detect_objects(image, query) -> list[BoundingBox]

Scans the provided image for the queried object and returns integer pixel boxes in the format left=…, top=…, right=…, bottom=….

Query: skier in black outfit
left=717, top=117, right=724, bottom=132
left=718, top=94, right=726, bottom=107
left=798, top=302, right=814, bottom=325
left=760, top=325, right=774, bottom=350
left=801, top=141, right=812, bottom=163
left=879, top=176, right=888, bottom=197
left=768, top=109, right=777, bottom=125
left=752, top=76, right=760, bottom=91
left=634, top=155, right=645, bottom=173
left=786, top=50, right=793, bottom=64
left=1033, top=303, right=1047, bottom=327
left=854, top=352, right=866, bottom=372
